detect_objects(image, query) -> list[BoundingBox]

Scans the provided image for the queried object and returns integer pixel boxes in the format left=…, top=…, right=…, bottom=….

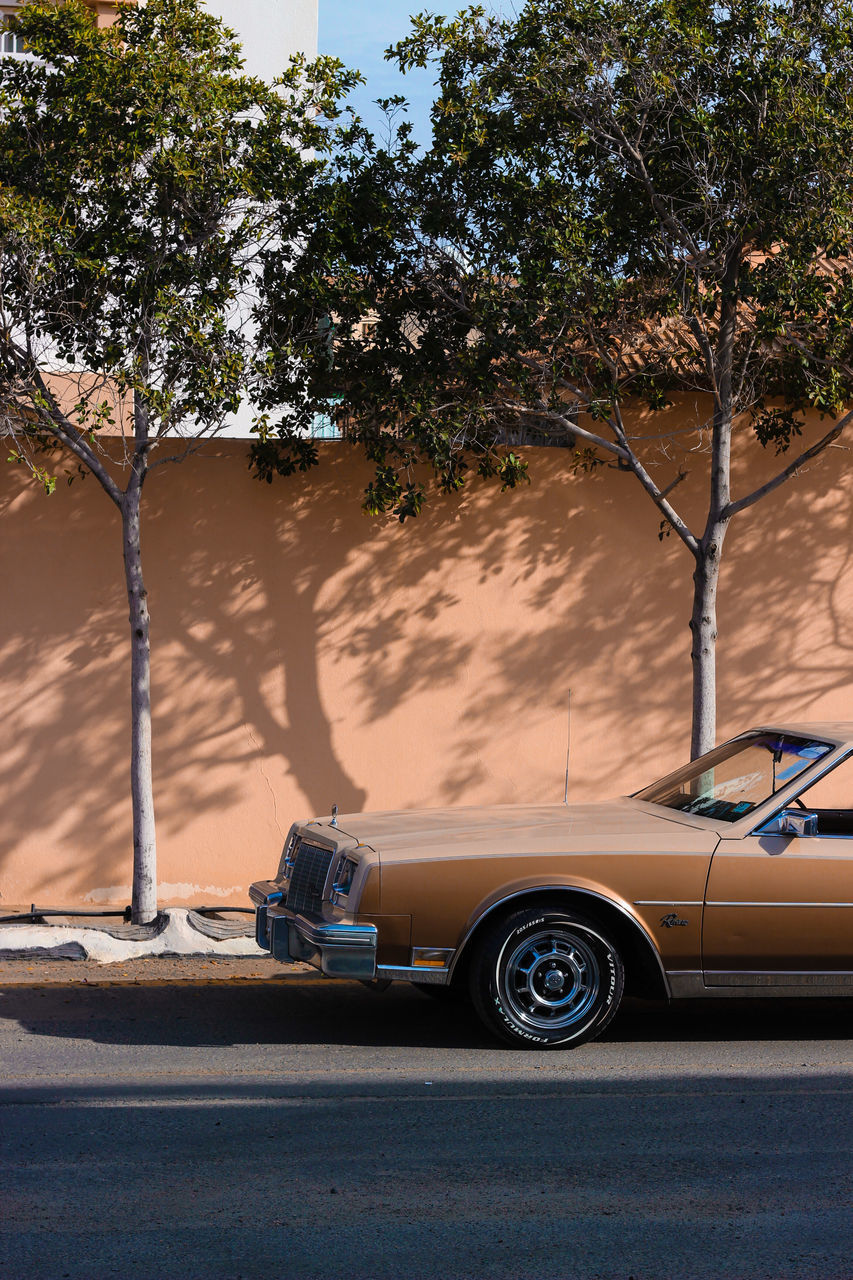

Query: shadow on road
left=2, top=978, right=853, bottom=1051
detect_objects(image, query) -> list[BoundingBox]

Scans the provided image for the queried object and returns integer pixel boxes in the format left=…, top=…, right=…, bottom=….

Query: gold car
left=250, top=723, right=853, bottom=1048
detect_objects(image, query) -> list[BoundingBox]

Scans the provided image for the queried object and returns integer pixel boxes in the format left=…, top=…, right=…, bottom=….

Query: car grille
left=285, top=840, right=334, bottom=915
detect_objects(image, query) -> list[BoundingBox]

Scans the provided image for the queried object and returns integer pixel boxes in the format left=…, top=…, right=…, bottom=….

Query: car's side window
left=792, top=754, right=853, bottom=836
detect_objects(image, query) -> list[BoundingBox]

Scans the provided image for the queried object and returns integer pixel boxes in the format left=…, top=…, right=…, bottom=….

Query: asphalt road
left=2, top=976, right=853, bottom=1280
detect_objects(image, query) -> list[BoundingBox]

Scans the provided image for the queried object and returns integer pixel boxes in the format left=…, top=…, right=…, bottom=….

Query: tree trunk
left=689, top=529, right=726, bottom=760
left=689, top=245, right=738, bottom=761
left=122, top=482, right=157, bottom=925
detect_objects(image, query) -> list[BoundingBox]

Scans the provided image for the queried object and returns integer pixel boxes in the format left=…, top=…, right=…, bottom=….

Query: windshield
left=635, top=732, right=833, bottom=822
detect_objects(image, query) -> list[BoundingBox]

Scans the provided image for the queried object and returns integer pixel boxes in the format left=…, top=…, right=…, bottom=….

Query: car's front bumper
left=250, top=880, right=377, bottom=980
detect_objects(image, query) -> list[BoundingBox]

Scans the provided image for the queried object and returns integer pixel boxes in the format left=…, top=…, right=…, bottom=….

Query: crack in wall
left=245, top=722, right=284, bottom=842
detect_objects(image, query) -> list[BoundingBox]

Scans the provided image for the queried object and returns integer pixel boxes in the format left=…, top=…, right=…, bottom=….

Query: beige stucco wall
left=2, top=411, right=853, bottom=910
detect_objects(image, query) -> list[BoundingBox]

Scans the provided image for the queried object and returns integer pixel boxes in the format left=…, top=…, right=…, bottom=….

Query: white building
left=207, top=1, right=318, bottom=81
left=0, top=0, right=321, bottom=437
left=2, top=2, right=319, bottom=72
left=203, top=1, right=321, bottom=438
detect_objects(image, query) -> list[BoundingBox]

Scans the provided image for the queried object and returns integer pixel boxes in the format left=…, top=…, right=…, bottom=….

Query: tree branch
left=657, top=467, right=689, bottom=501
left=506, top=398, right=632, bottom=460
left=724, top=410, right=853, bottom=521
left=503, top=355, right=700, bottom=554
left=29, top=367, right=124, bottom=508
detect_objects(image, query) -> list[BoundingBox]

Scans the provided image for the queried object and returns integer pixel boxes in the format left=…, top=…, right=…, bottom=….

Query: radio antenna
left=563, top=689, right=572, bottom=805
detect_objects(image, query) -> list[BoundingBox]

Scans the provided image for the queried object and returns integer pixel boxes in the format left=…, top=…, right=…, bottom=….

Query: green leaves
left=753, top=407, right=804, bottom=456
left=6, top=449, right=56, bottom=495
left=259, top=0, right=853, bottom=522
left=0, top=0, right=355, bottom=485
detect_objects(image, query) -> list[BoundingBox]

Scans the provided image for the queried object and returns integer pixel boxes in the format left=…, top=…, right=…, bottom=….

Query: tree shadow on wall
left=147, top=433, right=845, bottom=818
left=0, top=473, right=252, bottom=904
left=1, top=429, right=852, bottom=904
left=155, top=445, right=696, bottom=819
left=716, top=439, right=853, bottom=732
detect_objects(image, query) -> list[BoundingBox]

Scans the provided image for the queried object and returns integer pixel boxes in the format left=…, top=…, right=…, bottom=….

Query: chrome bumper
left=251, top=881, right=377, bottom=981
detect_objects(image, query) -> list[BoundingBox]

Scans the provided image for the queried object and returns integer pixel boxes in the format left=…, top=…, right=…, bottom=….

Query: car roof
left=736, top=722, right=853, bottom=748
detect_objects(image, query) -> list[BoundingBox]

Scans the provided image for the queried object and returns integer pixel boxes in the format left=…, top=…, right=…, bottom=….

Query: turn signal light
left=411, top=948, right=453, bottom=968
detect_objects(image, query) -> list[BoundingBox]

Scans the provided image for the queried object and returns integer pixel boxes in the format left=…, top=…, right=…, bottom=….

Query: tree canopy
left=256, top=0, right=853, bottom=753
left=0, top=0, right=354, bottom=477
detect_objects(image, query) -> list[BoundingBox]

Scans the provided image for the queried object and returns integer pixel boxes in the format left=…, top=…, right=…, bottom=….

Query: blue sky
left=318, top=1, right=513, bottom=146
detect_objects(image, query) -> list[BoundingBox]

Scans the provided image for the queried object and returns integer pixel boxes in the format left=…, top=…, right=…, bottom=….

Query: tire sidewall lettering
left=512, top=917, right=545, bottom=939
left=481, top=909, right=624, bottom=1048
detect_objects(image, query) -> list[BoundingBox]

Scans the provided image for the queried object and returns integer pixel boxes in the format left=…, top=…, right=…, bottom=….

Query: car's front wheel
left=469, top=907, right=624, bottom=1048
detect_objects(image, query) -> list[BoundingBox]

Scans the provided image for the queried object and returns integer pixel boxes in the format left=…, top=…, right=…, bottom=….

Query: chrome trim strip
left=708, top=968, right=853, bottom=977
left=669, top=970, right=853, bottom=998
left=766, top=833, right=853, bottom=840
left=707, top=901, right=853, bottom=908
left=450, top=884, right=670, bottom=998
left=633, top=900, right=703, bottom=907
left=376, top=964, right=450, bottom=985
left=705, top=970, right=853, bottom=989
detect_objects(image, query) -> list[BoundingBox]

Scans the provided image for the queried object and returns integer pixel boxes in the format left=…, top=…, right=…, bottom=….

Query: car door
left=702, top=754, right=853, bottom=985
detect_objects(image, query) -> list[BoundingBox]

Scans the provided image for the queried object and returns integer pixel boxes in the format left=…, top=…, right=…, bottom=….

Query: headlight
left=330, top=856, right=358, bottom=903
left=278, top=831, right=298, bottom=878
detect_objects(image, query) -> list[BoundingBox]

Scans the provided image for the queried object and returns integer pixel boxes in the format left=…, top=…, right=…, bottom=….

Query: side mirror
left=779, top=810, right=818, bottom=837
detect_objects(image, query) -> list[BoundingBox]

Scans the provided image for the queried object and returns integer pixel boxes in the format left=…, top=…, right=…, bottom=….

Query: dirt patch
left=0, top=955, right=316, bottom=985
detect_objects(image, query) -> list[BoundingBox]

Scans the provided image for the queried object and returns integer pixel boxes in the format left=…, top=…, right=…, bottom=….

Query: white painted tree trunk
left=687, top=266, right=736, bottom=762
left=121, top=480, right=157, bottom=925
left=689, top=530, right=726, bottom=761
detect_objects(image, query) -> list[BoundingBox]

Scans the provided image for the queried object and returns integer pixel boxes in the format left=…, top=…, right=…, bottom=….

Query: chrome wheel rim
left=500, top=928, right=600, bottom=1032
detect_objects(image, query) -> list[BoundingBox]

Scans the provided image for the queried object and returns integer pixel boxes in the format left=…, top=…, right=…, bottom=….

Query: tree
left=0, top=0, right=353, bottom=921
left=258, top=0, right=853, bottom=758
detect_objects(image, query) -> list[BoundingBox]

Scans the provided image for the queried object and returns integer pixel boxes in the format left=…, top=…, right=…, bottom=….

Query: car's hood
left=323, top=798, right=717, bottom=861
